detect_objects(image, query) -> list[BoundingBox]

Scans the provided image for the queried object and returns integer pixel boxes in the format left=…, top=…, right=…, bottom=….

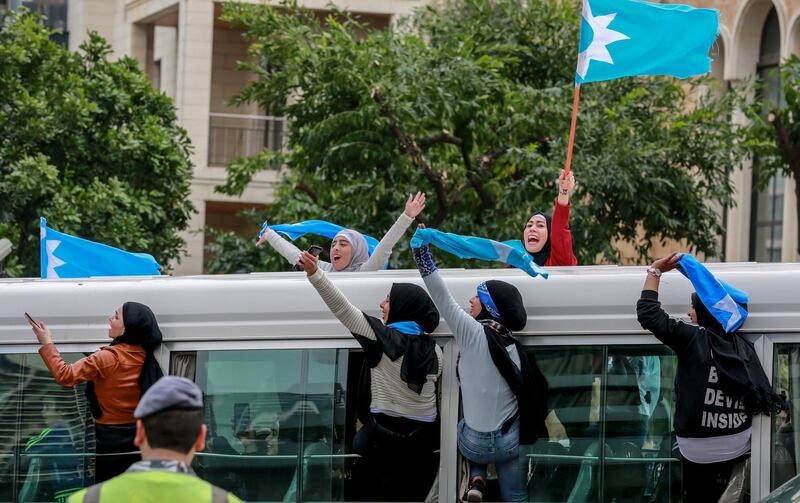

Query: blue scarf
left=387, top=321, right=425, bottom=336
left=259, top=219, right=380, bottom=255
left=677, top=254, right=749, bottom=333
left=477, top=282, right=501, bottom=319
left=410, top=228, right=548, bottom=279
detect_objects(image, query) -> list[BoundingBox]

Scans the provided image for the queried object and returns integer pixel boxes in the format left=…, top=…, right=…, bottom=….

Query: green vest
left=67, top=470, right=242, bottom=503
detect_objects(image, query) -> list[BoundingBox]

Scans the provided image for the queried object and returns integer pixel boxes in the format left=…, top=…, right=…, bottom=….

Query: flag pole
left=563, top=83, right=581, bottom=177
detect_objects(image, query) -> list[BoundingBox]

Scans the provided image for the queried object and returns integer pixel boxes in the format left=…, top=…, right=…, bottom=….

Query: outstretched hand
left=558, top=170, right=576, bottom=196
left=297, top=251, right=319, bottom=276
left=651, top=252, right=683, bottom=273
left=256, top=221, right=269, bottom=248
left=27, top=317, right=53, bottom=345
left=404, top=192, right=426, bottom=219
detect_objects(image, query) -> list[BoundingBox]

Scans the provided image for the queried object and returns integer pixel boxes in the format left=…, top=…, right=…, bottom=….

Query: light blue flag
left=260, top=220, right=380, bottom=256
left=410, top=228, right=548, bottom=279
left=576, top=0, right=719, bottom=84
left=677, top=254, right=749, bottom=333
left=40, top=218, right=161, bottom=279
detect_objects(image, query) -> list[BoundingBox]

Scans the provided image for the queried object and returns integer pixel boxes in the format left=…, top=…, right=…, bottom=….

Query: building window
left=750, top=8, right=784, bottom=262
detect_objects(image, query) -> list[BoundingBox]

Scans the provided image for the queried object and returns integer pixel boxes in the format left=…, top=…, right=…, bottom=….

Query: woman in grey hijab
left=258, top=192, right=426, bottom=272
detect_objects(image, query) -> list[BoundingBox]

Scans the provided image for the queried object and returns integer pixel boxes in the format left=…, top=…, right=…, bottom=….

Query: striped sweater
left=308, top=269, right=442, bottom=420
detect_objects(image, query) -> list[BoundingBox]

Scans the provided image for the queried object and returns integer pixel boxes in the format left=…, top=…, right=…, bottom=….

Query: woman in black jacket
left=636, top=253, right=781, bottom=502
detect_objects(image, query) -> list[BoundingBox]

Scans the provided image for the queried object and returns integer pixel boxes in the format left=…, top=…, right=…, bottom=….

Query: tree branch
left=418, top=130, right=462, bottom=149
left=372, top=88, right=449, bottom=226
left=293, top=180, right=319, bottom=204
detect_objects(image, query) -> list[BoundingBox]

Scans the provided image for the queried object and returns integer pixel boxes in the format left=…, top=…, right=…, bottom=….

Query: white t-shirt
left=677, top=427, right=751, bottom=464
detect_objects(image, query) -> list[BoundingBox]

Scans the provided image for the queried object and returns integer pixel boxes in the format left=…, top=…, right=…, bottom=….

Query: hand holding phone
left=25, top=313, right=52, bottom=345
left=24, top=312, right=40, bottom=329
left=294, top=246, right=323, bottom=271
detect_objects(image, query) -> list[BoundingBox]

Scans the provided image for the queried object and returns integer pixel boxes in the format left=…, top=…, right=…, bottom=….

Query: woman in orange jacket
left=27, top=302, right=163, bottom=482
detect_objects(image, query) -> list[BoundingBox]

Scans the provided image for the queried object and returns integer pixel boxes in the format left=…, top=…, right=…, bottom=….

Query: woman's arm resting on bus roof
left=413, top=244, right=482, bottom=349
left=299, top=251, right=376, bottom=340
left=359, top=192, right=424, bottom=272
left=637, top=253, right=695, bottom=354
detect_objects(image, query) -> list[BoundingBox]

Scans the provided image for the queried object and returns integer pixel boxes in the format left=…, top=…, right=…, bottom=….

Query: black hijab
left=86, top=302, right=164, bottom=419
left=362, top=283, right=440, bottom=394
left=691, top=293, right=782, bottom=416
left=527, top=212, right=552, bottom=267
left=478, top=281, right=549, bottom=444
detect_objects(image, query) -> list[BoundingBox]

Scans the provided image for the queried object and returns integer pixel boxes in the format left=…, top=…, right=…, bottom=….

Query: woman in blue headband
left=413, top=243, right=548, bottom=502
left=258, top=192, right=426, bottom=272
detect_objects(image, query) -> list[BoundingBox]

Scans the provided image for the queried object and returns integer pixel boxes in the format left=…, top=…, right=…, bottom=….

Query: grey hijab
left=334, top=229, right=370, bottom=272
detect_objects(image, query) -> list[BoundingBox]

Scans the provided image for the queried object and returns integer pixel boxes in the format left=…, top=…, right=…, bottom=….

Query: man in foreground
left=69, top=376, right=242, bottom=503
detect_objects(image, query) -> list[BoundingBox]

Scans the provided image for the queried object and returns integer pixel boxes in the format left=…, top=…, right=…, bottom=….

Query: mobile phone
left=295, top=245, right=324, bottom=271
left=24, top=312, right=41, bottom=329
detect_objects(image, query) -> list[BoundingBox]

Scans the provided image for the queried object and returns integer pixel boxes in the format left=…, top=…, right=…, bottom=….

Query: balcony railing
left=208, top=113, right=286, bottom=168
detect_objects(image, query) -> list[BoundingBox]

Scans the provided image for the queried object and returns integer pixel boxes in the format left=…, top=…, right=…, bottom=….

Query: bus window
left=182, top=347, right=440, bottom=502
left=524, top=345, right=679, bottom=503
left=0, top=353, right=94, bottom=502
left=186, top=348, right=351, bottom=502
left=771, top=344, right=799, bottom=490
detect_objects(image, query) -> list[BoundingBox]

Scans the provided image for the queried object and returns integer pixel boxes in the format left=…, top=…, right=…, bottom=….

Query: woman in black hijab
left=637, top=253, right=782, bottom=502
left=29, top=302, right=163, bottom=482
left=297, top=251, right=441, bottom=501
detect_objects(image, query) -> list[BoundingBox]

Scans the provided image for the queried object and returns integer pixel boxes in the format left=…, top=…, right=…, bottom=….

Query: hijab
left=691, top=293, right=783, bottom=416
left=86, top=302, right=164, bottom=419
left=476, top=280, right=548, bottom=444
left=526, top=212, right=552, bottom=267
left=362, top=283, right=440, bottom=395
left=476, top=280, right=527, bottom=331
left=333, top=229, right=371, bottom=272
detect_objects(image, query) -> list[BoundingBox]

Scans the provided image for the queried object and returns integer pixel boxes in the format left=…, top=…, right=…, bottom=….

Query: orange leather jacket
left=39, top=342, right=145, bottom=425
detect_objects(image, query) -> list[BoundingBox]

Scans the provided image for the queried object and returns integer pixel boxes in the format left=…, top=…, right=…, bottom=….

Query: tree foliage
left=209, top=0, right=753, bottom=273
left=0, top=10, right=195, bottom=277
left=746, top=55, right=800, bottom=258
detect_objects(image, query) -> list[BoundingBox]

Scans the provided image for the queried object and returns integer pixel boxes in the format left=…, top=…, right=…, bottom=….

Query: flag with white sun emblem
left=576, top=0, right=719, bottom=84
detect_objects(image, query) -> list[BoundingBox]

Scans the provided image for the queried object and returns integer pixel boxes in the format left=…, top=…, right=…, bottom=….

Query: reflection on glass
left=525, top=345, right=679, bottom=503
left=191, top=349, right=350, bottom=502
left=771, top=345, right=799, bottom=490
left=0, top=353, right=94, bottom=502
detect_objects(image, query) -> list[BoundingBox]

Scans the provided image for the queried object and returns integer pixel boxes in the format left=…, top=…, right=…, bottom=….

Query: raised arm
left=636, top=253, right=696, bottom=354
left=412, top=244, right=483, bottom=349
left=299, top=252, right=376, bottom=340
left=258, top=228, right=332, bottom=271
left=549, top=170, right=577, bottom=266
left=358, top=192, right=425, bottom=272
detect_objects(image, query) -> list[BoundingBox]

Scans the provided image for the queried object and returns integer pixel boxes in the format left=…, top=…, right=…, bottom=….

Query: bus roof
left=1, top=263, right=799, bottom=345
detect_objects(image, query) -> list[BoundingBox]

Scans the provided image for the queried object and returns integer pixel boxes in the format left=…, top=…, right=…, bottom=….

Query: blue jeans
left=457, top=418, right=527, bottom=502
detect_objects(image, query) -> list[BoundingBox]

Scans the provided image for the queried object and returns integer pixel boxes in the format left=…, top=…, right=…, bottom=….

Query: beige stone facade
left=64, top=0, right=800, bottom=272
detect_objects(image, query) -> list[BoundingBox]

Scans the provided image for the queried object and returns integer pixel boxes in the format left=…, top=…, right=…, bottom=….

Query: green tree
left=208, top=0, right=752, bottom=273
left=0, top=9, right=195, bottom=277
left=747, top=55, right=800, bottom=259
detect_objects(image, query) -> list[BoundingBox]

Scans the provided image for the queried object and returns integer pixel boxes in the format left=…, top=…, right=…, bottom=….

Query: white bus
left=1, top=263, right=799, bottom=502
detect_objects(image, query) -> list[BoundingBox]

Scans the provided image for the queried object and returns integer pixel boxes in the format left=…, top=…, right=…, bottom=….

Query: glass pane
left=191, top=348, right=351, bottom=502
left=527, top=345, right=603, bottom=503
left=525, top=345, right=679, bottom=503
left=8, top=353, right=94, bottom=503
left=603, top=346, right=678, bottom=503
left=771, top=345, right=800, bottom=490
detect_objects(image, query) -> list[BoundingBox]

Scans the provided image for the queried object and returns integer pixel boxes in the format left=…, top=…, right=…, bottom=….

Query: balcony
left=208, top=113, right=285, bottom=168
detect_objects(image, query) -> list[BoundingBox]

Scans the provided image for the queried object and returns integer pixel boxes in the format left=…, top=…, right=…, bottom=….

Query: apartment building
left=8, top=0, right=800, bottom=272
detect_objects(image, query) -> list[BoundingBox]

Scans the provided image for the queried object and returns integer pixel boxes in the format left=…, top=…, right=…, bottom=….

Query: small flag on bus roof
left=40, top=218, right=161, bottom=279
